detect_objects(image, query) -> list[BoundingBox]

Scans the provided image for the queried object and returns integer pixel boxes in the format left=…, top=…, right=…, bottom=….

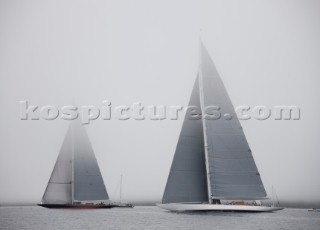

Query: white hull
left=157, top=203, right=284, bottom=212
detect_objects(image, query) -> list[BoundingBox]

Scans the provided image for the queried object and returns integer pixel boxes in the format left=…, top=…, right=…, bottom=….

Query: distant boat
left=38, top=120, right=116, bottom=209
left=308, top=208, right=319, bottom=212
left=157, top=42, right=284, bottom=212
left=115, top=175, right=134, bottom=208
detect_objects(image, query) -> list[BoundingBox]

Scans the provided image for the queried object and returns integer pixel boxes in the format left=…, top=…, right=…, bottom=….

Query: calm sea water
left=0, top=206, right=319, bottom=230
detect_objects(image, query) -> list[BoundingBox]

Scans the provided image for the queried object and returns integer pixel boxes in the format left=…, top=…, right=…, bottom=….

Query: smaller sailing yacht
left=157, top=42, right=283, bottom=212
left=38, top=120, right=116, bottom=209
left=115, top=175, right=134, bottom=208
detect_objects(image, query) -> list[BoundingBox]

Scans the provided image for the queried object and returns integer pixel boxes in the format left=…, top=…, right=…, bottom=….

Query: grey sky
left=0, top=0, right=320, bottom=206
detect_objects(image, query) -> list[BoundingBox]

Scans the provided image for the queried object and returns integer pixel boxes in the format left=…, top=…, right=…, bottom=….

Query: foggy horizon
left=1, top=198, right=320, bottom=209
left=1, top=0, right=320, bottom=209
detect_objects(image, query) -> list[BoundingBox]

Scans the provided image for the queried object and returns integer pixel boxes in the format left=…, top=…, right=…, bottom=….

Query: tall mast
left=120, top=174, right=123, bottom=203
left=272, top=186, right=275, bottom=207
left=71, top=122, right=75, bottom=204
left=198, top=37, right=213, bottom=204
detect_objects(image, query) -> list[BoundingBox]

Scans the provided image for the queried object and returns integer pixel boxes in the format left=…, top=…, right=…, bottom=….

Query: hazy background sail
left=42, top=127, right=73, bottom=204
left=42, top=120, right=109, bottom=204
left=73, top=121, right=109, bottom=201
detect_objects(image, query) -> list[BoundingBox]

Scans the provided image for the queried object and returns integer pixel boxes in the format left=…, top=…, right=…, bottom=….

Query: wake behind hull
left=37, top=204, right=117, bottom=209
left=157, top=203, right=284, bottom=212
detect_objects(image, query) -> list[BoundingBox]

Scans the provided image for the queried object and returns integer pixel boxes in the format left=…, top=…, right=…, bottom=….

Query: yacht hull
left=37, top=204, right=117, bottom=209
left=157, top=203, right=284, bottom=212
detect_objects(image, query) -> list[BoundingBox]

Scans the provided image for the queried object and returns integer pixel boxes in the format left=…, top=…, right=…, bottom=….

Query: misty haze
left=1, top=0, right=320, bottom=211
